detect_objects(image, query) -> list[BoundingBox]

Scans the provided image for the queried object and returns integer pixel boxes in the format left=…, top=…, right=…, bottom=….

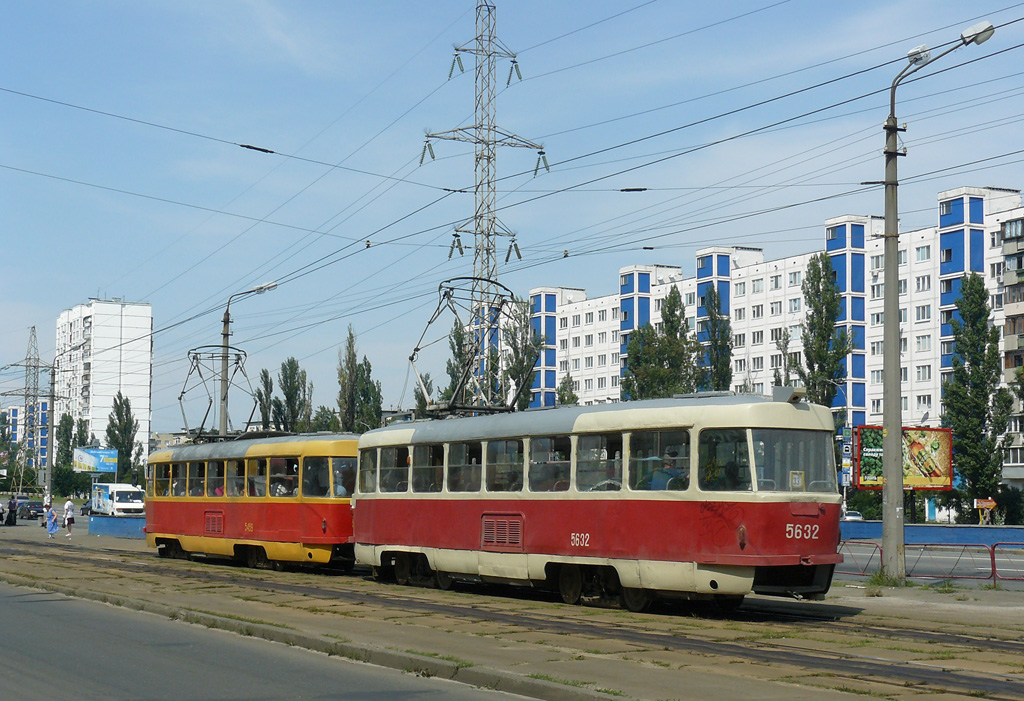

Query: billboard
left=73, top=447, right=118, bottom=473
left=855, top=426, right=953, bottom=490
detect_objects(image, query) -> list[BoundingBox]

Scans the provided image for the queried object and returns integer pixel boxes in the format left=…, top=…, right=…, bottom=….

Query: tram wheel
left=435, top=570, right=454, bottom=591
left=394, top=553, right=412, bottom=586
left=714, top=595, right=745, bottom=613
left=620, top=587, right=651, bottom=613
left=558, top=564, right=584, bottom=605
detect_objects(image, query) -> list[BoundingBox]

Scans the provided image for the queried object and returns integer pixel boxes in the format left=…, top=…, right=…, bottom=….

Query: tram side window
left=248, top=459, right=267, bottom=497
left=379, top=446, right=410, bottom=493
left=269, top=457, right=299, bottom=497
left=302, top=457, right=330, bottom=497
left=171, top=463, right=186, bottom=496
left=154, top=464, right=170, bottom=496
left=208, top=461, right=225, bottom=497
left=332, top=457, right=357, bottom=497
left=529, top=437, right=570, bottom=492
left=358, top=450, right=377, bottom=493
left=412, top=444, right=444, bottom=493
left=486, top=439, right=523, bottom=492
left=629, top=430, right=690, bottom=491
left=187, top=461, right=206, bottom=497
left=750, top=429, right=837, bottom=493
left=226, top=460, right=244, bottom=497
left=447, top=442, right=482, bottom=492
left=698, top=429, right=752, bottom=492
left=577, top=433, right=623, bottom=491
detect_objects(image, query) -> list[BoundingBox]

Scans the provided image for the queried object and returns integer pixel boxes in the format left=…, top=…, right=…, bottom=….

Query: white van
left=92, top=483, right=145, bottom=517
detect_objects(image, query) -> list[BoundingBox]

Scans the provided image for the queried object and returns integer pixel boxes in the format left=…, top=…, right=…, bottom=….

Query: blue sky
left=2, top=0, right=1024, bottom=432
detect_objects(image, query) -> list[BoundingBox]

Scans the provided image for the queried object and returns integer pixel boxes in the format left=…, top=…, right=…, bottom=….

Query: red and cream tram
left=146, top=433, right=358, bottom=569
left=353, top=390, right=842, bottom=610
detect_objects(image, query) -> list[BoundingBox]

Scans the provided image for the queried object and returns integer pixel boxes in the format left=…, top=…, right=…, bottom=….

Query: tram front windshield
left=750, top=429, right=837, bottom=493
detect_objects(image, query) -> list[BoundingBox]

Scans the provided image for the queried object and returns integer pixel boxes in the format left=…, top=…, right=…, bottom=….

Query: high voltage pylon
left=24, top=326, right=40, bottom=477
left=422, top=0, right=548, bottom=406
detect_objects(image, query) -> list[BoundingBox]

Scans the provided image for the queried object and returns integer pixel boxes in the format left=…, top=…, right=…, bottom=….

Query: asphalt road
left=0, top=581, right=522, bottom=700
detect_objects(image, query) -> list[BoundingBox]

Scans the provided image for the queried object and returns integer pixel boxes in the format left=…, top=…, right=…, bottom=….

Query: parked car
left=17, top=501, right=45, bottom=520
left=842, top=510, right=864, bottom=521
left=80, top=500, right=92, bottom=516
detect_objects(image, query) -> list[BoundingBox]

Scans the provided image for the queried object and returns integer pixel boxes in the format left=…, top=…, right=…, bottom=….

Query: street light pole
left=220, top=282, right=278, bottom=437
left=881, top=21, right=994, bottom=582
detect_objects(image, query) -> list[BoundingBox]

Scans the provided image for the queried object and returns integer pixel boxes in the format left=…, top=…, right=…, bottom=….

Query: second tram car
left=353, top=390, right=842, bottom=610
left=146, top=433, right=358, bottom=568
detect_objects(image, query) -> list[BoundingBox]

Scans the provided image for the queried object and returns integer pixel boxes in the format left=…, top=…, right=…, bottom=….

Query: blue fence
left=841, top=520, right=1024, bottom=546
left=87, top=515, right=145, bottom=539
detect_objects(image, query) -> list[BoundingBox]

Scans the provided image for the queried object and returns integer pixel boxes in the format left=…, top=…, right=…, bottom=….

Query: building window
left=901, top=366, right=909, bottom=382
left=770, top=354, right=783, bottom=369
left=611, top=375, right=619, bottom=387
left=770, top=327, right=783, bottom=342
left=916, top=394, right=932, bottom=411
left=734, top=359, right=746, bottom=372
left=915, top=305, right=931, bottom=322
left=611, top=331, right=619, bottom=343
left=916, top=335, right=931, bottom=352
left=559, top=339, right=568, bottom=350
left=585, top=334, right=593, bottom=347
left=916, top=365, right=932, bottom=382
left=871, top=399, right=882, bottom=414
left=622, top=310, right=629, bottom=321
left=598, top=309, right=607, bottom=322
left=941, top=279, right=953, bottom=294
left=790, top=325, right=801, bottom=340
left=941, top=249, right=953, bottom=263
left=620, top=275, right=629, bottom=286
left=770, top=301, right=782, bottom=316
left=826, top=226, right=840, bottom=240
left=899, top=308, right=908, bottom=323
left=871, top=312, right=884, bottom=326
left=752, top=305, right=763, bottom=319
left=992, top=294, right=1004, bottom=310
left=572, top=337, right=581, bottom=348
left=585, top=356, right=594, bottom=369
left=871, top=283, right=884, bottom=300
left=788, top=298, right=801, bottom=313
left=871, top=341, right=883, bottom=356
left=734, top=308, right=745, bottom=321
left=685, top=292, right=695, bottom=306
left=751, top=278, right=764, bottom=293
left=916, top=245, right=930, bottom=262
left=870, top=255, right=884, bottom=270
left=598, top=332, right=607, bottom=344
left=870, top=370, right=884, bottom=384
left=612, top=308, right=619, bottom=320
left=991, top=262, right=1005, bottom=277
left=942, top=340, right=954, bottom=355
left=789, top=271, right=801, bottom=287
left=597, top=354, right=606, bottom=366
left=940, top=200, right=952, bottom=216
left=916, top=275, right=931, bottom=292
left=559, top=361, right=568, bottom=372
left=611, top=353, right=619, bottom=364
left=734, top=333, right=745, bottom=347
left=559, top=317, right=568, bottom=329
left=584, top=379, right=593, bottom=391
left=572, top=358, right=580, bottom=370
left=941, top=309, right=954, bottom=325
left=770, top=275, right=781, bottom=290
left=752, top=357, right=764, bottom=371
left=752, top=330, right=764, bottom=345
left=654, top=298, right=662, bottom=312
left=735, top=282, right=746, bottom=297
left=898, top=279, right=907, bottom=295
left=898, top=250, right=908, bottom=266
left=597, top=376, right=606, bottom=389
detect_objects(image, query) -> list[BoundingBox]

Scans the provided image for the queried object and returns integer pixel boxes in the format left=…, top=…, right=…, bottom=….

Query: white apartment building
left=54, top=299, right=153, bottom=463
left=530, top=185, right=1024, bottom=488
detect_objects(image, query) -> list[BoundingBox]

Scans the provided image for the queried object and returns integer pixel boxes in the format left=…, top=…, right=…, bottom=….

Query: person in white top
left=63, top=498, right=75, bottom=538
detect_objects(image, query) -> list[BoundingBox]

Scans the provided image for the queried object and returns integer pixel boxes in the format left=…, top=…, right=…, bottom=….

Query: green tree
left=276, top=357, right=309, bottom=432
left=337, top=326, right=360, bottom=432
left=703, top=283, right=732, bottom=391
left=310, top=405, right=340, bottom=432
left=772, top=328, right=797, bottom=387
left=255, top=369, right=274, bottom=430
left=414, top=372, right=434, bottom=417
left=74, top=418, right=89, bottom=448
left=621, top=286, right=704, bottom=399
left=942, top=273, right=1013, bottom=522
left=440, top=320, right=472, bottom=405
left=56, top=413, right=74, bottom=468
left=556, top=373, right=578, bottom=405
left=797, top=252, right=851, bottom=408
left=104, top=391, right=139, bottom=482
left=356, top=357, right=383, bottom=430
left=501, top=297, right=544, bottom=410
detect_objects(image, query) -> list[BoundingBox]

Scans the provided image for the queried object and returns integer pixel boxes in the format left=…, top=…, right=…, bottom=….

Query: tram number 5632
left=785, top=523, right=819, bottom=540
left=569, top=532, right=590, bottom=547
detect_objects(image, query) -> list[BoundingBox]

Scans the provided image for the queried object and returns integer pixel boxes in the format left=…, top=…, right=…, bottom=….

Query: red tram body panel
left=353, top=393, right=843, bottom=604
left=146, top=433, right=358, bottom=566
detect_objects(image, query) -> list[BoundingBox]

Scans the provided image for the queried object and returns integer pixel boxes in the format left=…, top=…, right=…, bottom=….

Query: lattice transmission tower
left=24, top=326, right=40, bottom=477
left=423, top=0, right=547, bottom=406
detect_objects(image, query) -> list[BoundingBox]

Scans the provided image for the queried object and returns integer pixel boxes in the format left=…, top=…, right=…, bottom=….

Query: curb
left=0, top=572, right=615, bottom=701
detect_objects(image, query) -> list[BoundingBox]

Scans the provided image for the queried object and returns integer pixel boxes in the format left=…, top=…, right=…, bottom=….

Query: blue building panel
left=545, top=316, right=556, bottom=345
left=717, top=254, right=730, bottom=277
left=851, top=223, right=865, bottom=249
left=941, top=354, right=953, bottom=369
left=544, top=370, right=555, bottom=388
left=831, top=253, right=847, bottom=293
left=939, top=230, right=964, bottom=277
left=851, top=353, right=865, bottom=379
left=531, top=295, right=541, bottom=313
left=850, top=324, right=865, bottom=350
left=852, top=411, right=865, bottom=429
left=696, top=280, right=713, bottom=317
left=826, top=223, right=846, bottom=252
left=940, top=276, right=962, bottom=307
left=545, top=294, right=556, bottom=312
left=838, top=297, right=847, bottom=322
left=970, top=229, right=984, bottom=272
left=531, top=316, right=541, bottom=337
left=639, top=272, right=650, bottom=293
left=696, top=254, right=712, bottom=279
left=544, top=349, right=556, bottom=367
left=530, top=393, right=540, bottom=409
left=719, top=280, right=730, bottom=315
left=620, top=273, right=634, bottom=295
left=969, top=197, right=984, bottom=224
left=851, top=296, right=865, bottom=322
left=850, top=253, right=865, bottom=293
left=637, top=296, right=650, bottom=327
left=544, top=391, right=555, bottom=407
left=940, top=197, right=964, bottom=228
left=852, top=382, right=865, bottom=408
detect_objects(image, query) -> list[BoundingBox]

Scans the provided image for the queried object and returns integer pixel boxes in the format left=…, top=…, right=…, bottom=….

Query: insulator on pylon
left=449, top=233, right=465, bottom=260
left=534, top=150, right=549, bottom=177
left=563, top=250, right=569, bottom=258
left=448, top=53, right=465, bottom=80
left=428, top=142, right=435, bottom=160
left=420, top=140, right=435, bottom=165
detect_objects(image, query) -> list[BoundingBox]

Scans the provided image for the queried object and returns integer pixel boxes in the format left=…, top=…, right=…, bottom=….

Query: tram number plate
left=569, top=532, right=590, bottom=547
left=785, top=523, right=819, bottom=540
left=244, top=522, right=254, bottom=533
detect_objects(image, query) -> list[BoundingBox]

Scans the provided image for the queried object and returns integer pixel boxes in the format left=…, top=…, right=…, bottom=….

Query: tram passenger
left=651, top=451, right=686, bottom=490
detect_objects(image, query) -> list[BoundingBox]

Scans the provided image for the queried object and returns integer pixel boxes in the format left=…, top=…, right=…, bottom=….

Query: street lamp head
left=254, top=281, right=278, bottom=295
left=961, top=21, right=995, bottom=46
left=907, top=44, right=930, bottom=66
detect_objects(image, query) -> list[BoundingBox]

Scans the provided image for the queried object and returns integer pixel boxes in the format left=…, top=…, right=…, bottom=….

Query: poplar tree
left=703, top=283, right=732, bottom=391
left=501, top=297, right=544, bottom=410
left=556, top=373, right=578, bottom=405
left=942, top=273, right=1012, bottom=521
left=621, top=286, right=704, bottom=399
left=797, top=252, right=851, bottom=408
left=105, top=391, right=139, bottom=482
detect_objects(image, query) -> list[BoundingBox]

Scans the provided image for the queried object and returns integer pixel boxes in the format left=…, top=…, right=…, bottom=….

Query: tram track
left=3, top=537, right=1024, bottom=699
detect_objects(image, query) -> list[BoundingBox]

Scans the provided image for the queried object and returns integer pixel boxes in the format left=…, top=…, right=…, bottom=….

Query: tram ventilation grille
left=204, top=511, right=224, bottom=535
left=481, top=513, right=524, bottom=552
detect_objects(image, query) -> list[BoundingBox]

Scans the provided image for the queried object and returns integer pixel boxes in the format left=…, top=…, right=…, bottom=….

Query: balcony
left=1005, top=335, right=1020, bottom=352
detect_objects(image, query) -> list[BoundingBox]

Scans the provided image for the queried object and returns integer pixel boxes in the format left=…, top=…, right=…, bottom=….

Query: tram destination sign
left=855, top=426, right=953, bottom=490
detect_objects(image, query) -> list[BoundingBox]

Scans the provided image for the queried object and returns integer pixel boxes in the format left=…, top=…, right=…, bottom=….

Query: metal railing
left=838, top=541, right=1024, bottom=582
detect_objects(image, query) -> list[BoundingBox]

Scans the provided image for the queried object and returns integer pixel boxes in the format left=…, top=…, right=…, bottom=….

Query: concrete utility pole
left=424, top=1, right=545, bottom=406
left=879, top=21, right=994, bottom=583
left=220, top=282, right=277, bottom=436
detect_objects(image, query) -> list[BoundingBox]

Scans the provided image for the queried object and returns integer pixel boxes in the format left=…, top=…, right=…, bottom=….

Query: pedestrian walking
left=63, top=497, right=75, bottom=539
left=5, top=495, right=16, bottom=526
left=45, top=503, right=59, bottom=539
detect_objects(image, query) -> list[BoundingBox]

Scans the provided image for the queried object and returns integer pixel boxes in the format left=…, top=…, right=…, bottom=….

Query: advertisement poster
left=73, top=447, right=118, bottom=473
left=855, top=426, right=953, bottom=490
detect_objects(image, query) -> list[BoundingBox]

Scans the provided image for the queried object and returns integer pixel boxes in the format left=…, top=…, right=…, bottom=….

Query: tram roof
left=361, top=393, right=832, bottom=447
left=149, top=432, right=359, bottom=462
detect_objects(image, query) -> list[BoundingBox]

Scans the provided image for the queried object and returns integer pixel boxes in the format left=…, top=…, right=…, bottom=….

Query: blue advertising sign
left=73, top=447, right=118, bottom=473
